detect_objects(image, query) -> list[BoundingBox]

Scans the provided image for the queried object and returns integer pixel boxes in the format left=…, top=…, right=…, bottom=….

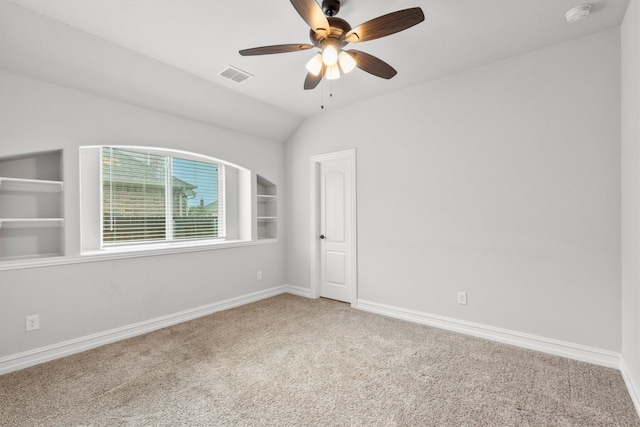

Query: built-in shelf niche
left=0, top=150, right=64, bottom=261
left=256, top=174, right=277, bottom=240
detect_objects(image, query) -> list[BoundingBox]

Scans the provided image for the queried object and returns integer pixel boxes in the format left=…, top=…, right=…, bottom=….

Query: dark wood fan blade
left=346, top=50, right=397, bottom=79
left=239, top=44, right=314, bottom=56
left=304, top=67, right=325, bottom=90
left=344, top=7, right=424, bottom=43
left=290, top=0, right=330, bottom=38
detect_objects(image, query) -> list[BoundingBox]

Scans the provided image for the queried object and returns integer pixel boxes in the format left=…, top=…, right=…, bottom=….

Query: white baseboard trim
left=355, top=299, right=621, bottom=369
left=620, top=358, right=640, bottom=416
left=0, top=285, right=291, bottom=375
left=282, top=284, right=313, bottom=298
left=1, top=287, right=630, bottom=403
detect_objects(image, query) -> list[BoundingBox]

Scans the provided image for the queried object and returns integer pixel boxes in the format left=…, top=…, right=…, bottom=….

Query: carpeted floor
left=0, top=294, right=638, bottom=426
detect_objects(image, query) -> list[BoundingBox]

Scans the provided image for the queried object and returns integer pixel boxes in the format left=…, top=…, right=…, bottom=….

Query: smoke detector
left=565, top=4, right=592, bottom=23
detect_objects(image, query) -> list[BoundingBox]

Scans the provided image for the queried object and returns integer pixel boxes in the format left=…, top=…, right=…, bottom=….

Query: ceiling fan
left=239, top=0, right=425, bottom=90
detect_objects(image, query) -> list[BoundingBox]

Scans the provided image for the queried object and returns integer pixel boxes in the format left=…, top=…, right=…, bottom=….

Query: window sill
left=0, top=238, right=278, bottom=271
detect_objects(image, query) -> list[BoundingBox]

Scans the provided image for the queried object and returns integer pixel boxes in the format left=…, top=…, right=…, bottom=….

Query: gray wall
left=0, top=71, right=286, bottom=357
left=286, top=29, right=621, bottom=351
left=622, top=0, right=640, bottom=404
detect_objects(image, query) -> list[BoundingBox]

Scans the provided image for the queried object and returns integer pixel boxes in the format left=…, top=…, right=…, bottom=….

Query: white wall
left=621, top=0, right=640, bottom=406
left=286, top=29, right=621, bottom=351
left=0, top=0, right=302, bottom=143
left=0, top=71, right=286, bottom=359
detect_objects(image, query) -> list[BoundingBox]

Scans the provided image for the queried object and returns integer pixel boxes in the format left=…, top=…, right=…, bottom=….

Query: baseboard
left=0, top=285, right=291, bottom=375
left=0, top=287, right=624, bottom=381
left=620, top=358, right=640, bottom=416
left=282, top=284, right=313, bottom=298
left=355, top=299, right=621, bottom=369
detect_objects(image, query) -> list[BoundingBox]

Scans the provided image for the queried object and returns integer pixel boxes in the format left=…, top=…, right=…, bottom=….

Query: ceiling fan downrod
left=322, top=0, right=340, bottom=17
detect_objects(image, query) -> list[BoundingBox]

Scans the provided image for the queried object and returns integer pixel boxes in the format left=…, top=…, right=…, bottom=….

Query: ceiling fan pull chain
left=321, top=74, right=325, bottom=109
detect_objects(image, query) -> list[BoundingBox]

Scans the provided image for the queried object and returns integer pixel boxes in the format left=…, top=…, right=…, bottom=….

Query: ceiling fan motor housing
left=310, top=16, right=351, bottom=48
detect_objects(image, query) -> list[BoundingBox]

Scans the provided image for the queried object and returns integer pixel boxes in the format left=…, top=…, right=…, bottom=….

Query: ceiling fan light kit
left=306, top=53, right=323, bottom=75
left=326, top=63, right=341, bottom=80
left=322, top=43, right=339, bottom=66
left=239, top=0, right=425, bottom=90
left=338, top=51, right=356, bottom=73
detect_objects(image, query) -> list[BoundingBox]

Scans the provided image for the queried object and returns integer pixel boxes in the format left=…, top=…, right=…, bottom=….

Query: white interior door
left=311, top=150, right=356, bottom=303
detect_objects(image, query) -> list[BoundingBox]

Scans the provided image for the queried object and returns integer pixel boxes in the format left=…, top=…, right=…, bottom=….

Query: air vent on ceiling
left=218, top=65, right=253, bottom=83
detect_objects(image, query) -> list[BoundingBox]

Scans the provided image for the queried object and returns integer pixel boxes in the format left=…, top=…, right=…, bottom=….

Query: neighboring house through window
left=80, top=145, right=250, bottom=254
left=102, top=147, right=224, bottom=245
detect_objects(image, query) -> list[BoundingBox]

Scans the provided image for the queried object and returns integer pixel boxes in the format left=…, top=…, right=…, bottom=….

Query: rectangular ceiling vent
left=218, top=65, right=253, bottom=84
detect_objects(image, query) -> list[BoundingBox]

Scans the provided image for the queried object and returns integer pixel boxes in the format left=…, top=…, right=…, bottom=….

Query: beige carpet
left=0, top=294, right=638, bottom=426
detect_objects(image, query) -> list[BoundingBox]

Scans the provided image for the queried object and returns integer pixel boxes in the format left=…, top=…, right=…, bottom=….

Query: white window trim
left=80, top=145, right=253, bottom=256
left=0, top=238, right=278, bottom=272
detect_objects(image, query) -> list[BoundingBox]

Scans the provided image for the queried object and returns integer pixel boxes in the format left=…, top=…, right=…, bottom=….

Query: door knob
left=319, top=234, right=325, bottom=239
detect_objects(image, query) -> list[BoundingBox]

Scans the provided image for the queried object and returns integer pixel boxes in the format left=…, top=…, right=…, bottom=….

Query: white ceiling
left=0, top=0, right=630, bottom=141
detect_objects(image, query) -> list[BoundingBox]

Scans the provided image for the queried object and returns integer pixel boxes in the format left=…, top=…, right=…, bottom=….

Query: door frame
left=309, top=149, right=357, bottom=305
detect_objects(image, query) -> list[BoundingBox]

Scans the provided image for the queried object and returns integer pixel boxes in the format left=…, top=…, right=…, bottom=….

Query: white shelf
left=256, top=175, right=277, bottom=240
left=0, top=177, right=63, bottom=193
left=0, top=218, right=64, bottom=229
left=0, top=150, right=64, bottom=261
left=0, top=252, right=63, bottom=264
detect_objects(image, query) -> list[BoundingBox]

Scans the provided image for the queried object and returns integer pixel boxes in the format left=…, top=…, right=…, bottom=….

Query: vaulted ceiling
left=0, top=0, right=630, bottom=142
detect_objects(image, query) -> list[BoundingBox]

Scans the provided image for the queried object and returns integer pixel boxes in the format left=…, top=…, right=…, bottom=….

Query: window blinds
left=171, top=157, right=224, bottom=240
left=102, top=147, right=224, bottom=246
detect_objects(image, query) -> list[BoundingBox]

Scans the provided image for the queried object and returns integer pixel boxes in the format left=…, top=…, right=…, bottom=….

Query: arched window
left=102, top=147, right=225, bottom=245
left=80, top=146, right=252, bottom=253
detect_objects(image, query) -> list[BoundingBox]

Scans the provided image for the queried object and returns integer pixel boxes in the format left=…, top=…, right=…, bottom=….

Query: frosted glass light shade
left=322, top=45, right=339, bottom=66
left=326, top=63, right=340, bottom=80
left=338, top=51, right=356, bottom=73
left=305, top=53, right=323, bottom=76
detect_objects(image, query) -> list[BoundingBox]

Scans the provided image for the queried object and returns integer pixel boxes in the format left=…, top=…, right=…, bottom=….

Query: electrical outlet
left=26, top=314, right=39, bottom=332
left=257, top=271, right=263, bottom=280
left=457, top=292, right=467, bottom=305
